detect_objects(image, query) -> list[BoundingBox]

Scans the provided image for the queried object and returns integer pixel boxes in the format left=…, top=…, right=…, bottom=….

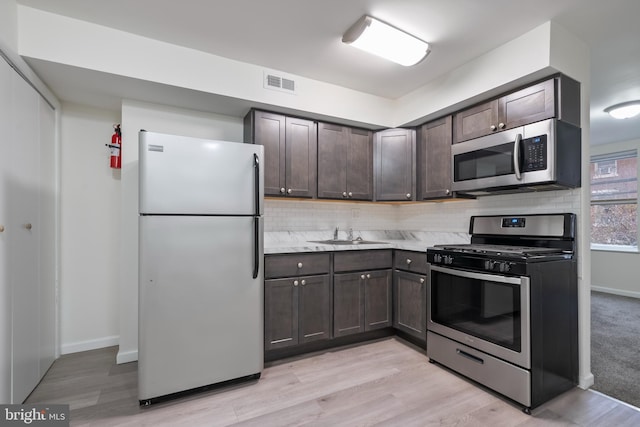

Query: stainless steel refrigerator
left=138, top=130, right=264, bottom=405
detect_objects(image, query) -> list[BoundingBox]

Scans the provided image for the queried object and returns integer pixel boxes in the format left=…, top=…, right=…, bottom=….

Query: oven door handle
left=429, top=264, right=525, bottom=286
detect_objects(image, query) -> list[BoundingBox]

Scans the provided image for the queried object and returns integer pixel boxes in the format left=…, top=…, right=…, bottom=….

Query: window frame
left=590, top=149, right=639, bottom=252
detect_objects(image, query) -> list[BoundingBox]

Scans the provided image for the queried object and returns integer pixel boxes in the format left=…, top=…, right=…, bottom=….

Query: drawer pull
left=293, top=280, right=299, bottom=287
left=420, top=278, right=425, bottom=284
left=360, top=274, right=366, bottom=280
left=297, top=262, right=303, bottom=269
left=406, top=258, right=412, bottom=265
left=456, top=348, right=484, bottom=365
left=301, top=280, right=306, bottom=286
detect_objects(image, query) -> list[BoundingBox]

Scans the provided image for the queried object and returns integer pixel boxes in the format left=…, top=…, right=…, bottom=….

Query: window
left=590, top=150, right=638, bottom=251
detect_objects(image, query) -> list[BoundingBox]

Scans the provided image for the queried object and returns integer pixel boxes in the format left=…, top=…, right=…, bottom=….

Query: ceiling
left=16, top=0, right=640, bottom=145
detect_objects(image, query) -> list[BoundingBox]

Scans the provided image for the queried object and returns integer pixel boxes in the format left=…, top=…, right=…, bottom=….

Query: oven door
left=427, top=264, right=530, bottom=369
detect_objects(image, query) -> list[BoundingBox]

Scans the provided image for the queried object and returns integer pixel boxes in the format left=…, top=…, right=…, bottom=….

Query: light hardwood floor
left=26, top=337, right=640, bottom=426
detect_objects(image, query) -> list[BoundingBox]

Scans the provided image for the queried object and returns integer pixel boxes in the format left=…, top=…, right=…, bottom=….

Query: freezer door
left=138, top=215, right=264, bottom=401
left=139, top=131, right=264, bottom=215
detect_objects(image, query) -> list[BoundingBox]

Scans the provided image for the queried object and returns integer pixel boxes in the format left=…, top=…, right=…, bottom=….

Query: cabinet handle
left=0, top=225, right=4, bottom=233
left=366, top=274, right=371, bottom=279
left=293, top=280, right=299, bottom=286
left=360, top=274, right=366, bottom=280
left=301, top=280, right=306, bottom=286
left=445, top=189, right=451, bottom=195
left=490, top=125, right=497, bottom=131
left=406, top=193, right=411, bottom=199
left=25, top=223, right=32, bottom=230
left=280, top=187, right=286, bottom=194
left=342, top=191, right=347, bottom=197
left=348, top=192, right=353, bottom=197
left=406, top=259, right=412, bottom=265
left=297, top=262, right=303, bottom=269
left=287, top=188, right=292, bottom=194
left=420, top=278, right=425, bottom=284
left=498, top=122, right=505, bottom=129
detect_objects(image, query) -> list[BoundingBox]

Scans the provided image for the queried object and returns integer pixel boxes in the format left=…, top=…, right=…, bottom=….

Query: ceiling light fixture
left=342, top=15, right=430, bottom=67
left=604, top=101, right=640, bottom=119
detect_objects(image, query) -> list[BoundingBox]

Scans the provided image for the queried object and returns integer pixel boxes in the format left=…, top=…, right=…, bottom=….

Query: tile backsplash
left=265, top=189, right=581, bottom=233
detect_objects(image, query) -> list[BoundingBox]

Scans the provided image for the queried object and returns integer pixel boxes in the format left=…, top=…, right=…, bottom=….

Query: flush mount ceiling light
left=604, top=101, right=640, bottom=119
left=342, top=15, right=430, bottom=66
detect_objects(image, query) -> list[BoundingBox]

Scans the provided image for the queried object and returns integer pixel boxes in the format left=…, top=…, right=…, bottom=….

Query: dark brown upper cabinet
left=317, top=122, right=373, bottom=200
left=453, top=75, right=580, bottom=143
left=373, top=128, right=416, bottom=201
left=417, top=116, right=453, bottom=200
left=244, top=110, right=317, bottom=198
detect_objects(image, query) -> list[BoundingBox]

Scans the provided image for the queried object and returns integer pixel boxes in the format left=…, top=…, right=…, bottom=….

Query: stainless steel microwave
left=451, top=118, right=581, bottom=196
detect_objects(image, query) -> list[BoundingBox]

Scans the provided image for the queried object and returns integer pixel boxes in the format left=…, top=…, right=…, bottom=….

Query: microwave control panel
left=522, top=135, right=547, bottom=171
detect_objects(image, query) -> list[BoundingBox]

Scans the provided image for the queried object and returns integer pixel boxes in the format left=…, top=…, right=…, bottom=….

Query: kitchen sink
left=309, top=239, right=386, bottom=245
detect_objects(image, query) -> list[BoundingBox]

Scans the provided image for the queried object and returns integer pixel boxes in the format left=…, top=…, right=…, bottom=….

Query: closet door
left=0, top=56, right=13, bottom=404
left=39, top=99, right=56, bottom=375
left=11, top=69, right=41, bottom=404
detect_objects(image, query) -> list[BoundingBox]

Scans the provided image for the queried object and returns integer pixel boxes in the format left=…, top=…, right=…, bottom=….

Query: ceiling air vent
left=264, top=71, right=297, bottom=94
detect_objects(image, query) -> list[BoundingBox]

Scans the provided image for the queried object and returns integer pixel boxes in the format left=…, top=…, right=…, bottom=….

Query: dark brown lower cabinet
left=393, top=270, right=426, bottom=340
left=264, top=274, right=331, bottom=351
left=334, top=269, right=392, bottom=337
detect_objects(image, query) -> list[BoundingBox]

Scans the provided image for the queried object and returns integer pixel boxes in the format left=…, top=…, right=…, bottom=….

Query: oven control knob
left=484, top=260, right=492, bottom=270
left=499, top=262, right=512, bottom=273
left=434, top=254, right=442, bottom=263
left=444, top=255, right=453, bottom=265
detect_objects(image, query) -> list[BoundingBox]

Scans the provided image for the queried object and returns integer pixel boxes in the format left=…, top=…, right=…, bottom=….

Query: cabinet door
left=265, top=278, right=299, bottom=350
left=364, top=270, right=392, bottom=331
left=285, top=117, right=317, bottom=198
left=417, top=116, right=453, bottom=199
left=298, top=274, right=332, bottom=343
left=347, top=128, right=373, bottom=200
left=317, top=122, right=348, bottom=199
left=499, top=79, right=555, bottom=130
left=252, top=111, right=286, bottom=196
left=374, top=129, right=416, bottom=201
left=393, top=270, right=426, bottom=340
left=333, top=272, right=364, bottom=337
left=453, top=100, right=499, bottom=143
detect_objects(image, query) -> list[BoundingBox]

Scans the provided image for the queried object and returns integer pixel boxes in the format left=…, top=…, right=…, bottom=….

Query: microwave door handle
left=513, top=133, right=522, bottom=180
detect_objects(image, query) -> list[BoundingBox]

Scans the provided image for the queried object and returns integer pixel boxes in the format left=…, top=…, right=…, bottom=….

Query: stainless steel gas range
left=426, top=213, right=578, bottom=414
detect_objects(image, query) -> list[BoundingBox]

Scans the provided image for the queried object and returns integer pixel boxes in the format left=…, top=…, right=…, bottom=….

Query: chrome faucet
left=334, top=226, right=339, bottom=240
left=348, top=228, right=354, bottom=241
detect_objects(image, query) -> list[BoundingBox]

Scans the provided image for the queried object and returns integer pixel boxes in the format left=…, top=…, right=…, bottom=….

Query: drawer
left=265, top=253, right=331, bottom=279
left=334, top=250, right=392, bottom=273
left=394, top=250, right=428, bottom=274
left=427, top=331, right=531, bottom=407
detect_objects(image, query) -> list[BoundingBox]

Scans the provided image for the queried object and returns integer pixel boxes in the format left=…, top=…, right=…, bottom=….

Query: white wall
left=0, top=0, right=17, bottom=52
left=590, top=138, right=640, bottom=297
left=118, top=100, right=245, bottom=363
left=59, top=102, right=121, bottom=354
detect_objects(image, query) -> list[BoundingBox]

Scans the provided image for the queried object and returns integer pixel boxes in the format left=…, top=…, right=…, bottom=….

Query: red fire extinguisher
left=107, top=124, right=122, bottom=169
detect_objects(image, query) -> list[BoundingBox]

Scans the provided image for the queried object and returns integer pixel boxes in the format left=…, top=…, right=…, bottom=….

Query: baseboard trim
left=591, top=285, right=640, bottom=299
left=116, top=349, right=138, bottom=364
left=579, top=372, right=594, bottom=389
left=61, top=335, right=119, bottom=355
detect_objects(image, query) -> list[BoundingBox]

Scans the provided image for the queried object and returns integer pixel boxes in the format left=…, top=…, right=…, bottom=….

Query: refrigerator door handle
left=253, top=153, right=260, bottom=216
left=253, top=153, right=260, bottom=279
left=253, top=216, right=260, bottom=279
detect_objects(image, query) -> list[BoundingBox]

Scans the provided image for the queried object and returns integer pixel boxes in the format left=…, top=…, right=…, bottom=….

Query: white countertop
left=264, top=230, right=470, bottom=254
